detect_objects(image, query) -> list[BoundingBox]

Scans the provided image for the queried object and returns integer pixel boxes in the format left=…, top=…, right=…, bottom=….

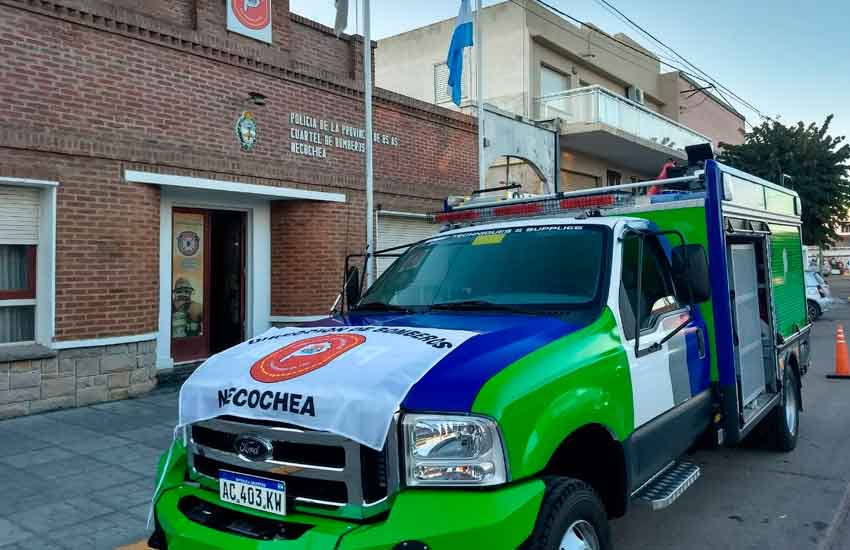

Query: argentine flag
left=447, top=0, right=474, bottom=106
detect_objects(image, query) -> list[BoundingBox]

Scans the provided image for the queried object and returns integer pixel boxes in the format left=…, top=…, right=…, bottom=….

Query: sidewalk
left=0, top=389, right=177, bottom=549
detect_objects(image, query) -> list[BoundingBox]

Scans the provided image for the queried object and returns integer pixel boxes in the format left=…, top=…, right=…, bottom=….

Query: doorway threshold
left=158, top=359, right=207, bottom=388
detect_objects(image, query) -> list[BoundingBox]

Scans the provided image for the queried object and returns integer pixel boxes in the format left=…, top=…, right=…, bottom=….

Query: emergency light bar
left=432, top=174, right=704, bottom=227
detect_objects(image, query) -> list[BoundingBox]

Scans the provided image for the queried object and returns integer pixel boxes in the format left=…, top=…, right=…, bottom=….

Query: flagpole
left=363, top=0, right=375, bottom=286
left=475, top=0, right=484, bottom=190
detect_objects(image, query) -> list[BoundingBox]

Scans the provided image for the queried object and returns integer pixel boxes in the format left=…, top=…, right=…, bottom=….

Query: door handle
left=696, top=327, right=707, bottom=359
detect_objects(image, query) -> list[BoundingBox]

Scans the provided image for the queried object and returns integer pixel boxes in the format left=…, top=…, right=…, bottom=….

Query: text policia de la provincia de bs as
left=217, top=326, right=458, bottom=417
left=289, top=112, right=400, bottom=159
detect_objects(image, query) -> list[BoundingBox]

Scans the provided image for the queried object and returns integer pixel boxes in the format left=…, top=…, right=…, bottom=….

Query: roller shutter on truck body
left=376, top=213, right=435, bottom=277
left=769, top=223, right=808, bottom=338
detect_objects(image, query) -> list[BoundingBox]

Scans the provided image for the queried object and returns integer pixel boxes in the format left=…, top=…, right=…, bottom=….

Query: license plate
left=219, top=470, right=286, bottom=516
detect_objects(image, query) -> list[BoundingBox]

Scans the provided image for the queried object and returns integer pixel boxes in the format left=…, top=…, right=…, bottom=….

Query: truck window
left=360, top=225, right=610, bottom=310
left=620, top=235, right=681, bottom=338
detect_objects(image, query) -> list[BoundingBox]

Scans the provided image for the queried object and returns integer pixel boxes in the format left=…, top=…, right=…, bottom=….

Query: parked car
left=806, top=270, right=833, bottom=321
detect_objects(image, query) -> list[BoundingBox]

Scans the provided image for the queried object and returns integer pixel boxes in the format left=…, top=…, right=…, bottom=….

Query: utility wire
left=589, top=0, right=772, bottom=123
left=507, top=0, right=767, bottom=132
left=517, top=0, right=770, bottom=123
left=507, top=0, right=719, bottom=92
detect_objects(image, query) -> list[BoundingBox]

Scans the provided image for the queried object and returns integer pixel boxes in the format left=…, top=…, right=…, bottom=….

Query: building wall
left=524, top=4, right=666, bottom=109
left=0, top=0, right=476, bottom=416
left=660, top=73, right=746, bottom=148
left=0, top=341, right=157, bottom=419
left=109, top=0, right=196, bottom=28
left=374, top=0, right=683, bottom=192
left=0, top=152, right=160, bottom=341
left=375, top=1, right=527, bottom=114
left=560, top=150, right=650, bottom=189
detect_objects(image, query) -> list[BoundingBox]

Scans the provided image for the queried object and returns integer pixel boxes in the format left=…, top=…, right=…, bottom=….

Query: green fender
left=472, top=307, right=634, bottom=479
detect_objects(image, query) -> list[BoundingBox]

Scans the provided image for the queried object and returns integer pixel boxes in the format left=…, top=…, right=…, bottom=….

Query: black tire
left=766, top=363, right=800, bottom=452
left=525, top=477, right=612, bottom=550
left=807, top=300, right=821, bottom=323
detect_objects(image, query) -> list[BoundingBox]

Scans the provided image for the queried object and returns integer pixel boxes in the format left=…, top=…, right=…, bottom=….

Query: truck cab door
left=619, top=232, right=710, bottom=485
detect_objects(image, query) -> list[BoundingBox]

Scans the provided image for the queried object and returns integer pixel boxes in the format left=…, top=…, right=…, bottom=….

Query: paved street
left=1, top=284, right=850, bottom=549
left=613, top=276, right=850, bottom=550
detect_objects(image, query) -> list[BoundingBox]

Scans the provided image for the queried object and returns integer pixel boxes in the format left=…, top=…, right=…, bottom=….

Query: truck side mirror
left=345, top=266, right=361, bottom=308
left=671, top=244, right=711, bottom=304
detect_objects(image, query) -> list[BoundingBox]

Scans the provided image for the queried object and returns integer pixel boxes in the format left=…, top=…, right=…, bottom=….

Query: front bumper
left=153, top=444, right=545, bottom=550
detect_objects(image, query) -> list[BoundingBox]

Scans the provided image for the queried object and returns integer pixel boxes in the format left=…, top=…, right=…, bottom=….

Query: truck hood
left=302, top=311, right=590, bottom=412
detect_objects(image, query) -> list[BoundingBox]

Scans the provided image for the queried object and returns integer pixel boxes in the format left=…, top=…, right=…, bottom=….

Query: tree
left=718, top=116, right=850, bottom=246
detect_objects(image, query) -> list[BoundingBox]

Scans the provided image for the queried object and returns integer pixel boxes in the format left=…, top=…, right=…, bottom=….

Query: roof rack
left=432, top=173, right=704, bottom=228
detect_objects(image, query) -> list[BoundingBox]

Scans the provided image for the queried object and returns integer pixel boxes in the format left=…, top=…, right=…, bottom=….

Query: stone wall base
left=0, top=340, right=158, bottom=419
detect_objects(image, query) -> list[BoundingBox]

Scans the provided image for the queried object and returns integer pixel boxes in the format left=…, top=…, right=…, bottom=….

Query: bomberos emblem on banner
left=227, top=0, right=272, bottom=44
left=176, top=325, right=478, bottom=450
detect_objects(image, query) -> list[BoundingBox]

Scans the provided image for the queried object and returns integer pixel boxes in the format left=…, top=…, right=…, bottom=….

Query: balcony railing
left=535, top=85, right=710, bottom=153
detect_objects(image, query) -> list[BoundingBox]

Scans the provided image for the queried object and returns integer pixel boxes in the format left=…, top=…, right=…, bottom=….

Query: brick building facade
left=0, top=0, right=477, bottom=417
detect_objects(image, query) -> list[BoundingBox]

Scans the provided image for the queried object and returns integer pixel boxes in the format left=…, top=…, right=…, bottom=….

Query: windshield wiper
left=428, top=300, right=531, bottom=314
left=351, top=301, right=415, bottom=313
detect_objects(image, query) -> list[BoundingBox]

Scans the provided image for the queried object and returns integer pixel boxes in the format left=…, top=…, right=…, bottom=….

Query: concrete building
left=0, top=0, right=477, bottom=417
left=376, top=0, right=745, bottom=192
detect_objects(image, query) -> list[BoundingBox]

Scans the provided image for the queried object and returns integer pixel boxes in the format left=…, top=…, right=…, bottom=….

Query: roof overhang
left=560, top=122, right=687, bottom=175
left=124, top=170, right=346, bottom=203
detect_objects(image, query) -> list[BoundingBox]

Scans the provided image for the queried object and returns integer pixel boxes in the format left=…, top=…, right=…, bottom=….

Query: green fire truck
left=149, top=157, right=809, bottom=550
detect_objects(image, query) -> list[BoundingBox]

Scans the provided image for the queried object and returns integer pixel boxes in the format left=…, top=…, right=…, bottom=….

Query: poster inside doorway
left=172, top=212, right=205, bottom=338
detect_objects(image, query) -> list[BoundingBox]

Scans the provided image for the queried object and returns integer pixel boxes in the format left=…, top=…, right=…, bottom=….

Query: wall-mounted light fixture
left=246, top=92, right=267, bottom=106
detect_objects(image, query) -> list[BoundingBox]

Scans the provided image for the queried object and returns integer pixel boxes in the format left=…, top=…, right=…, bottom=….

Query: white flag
left=176, top=325, right=477, bottom=449
left=334, top=0, right=349, bottom=36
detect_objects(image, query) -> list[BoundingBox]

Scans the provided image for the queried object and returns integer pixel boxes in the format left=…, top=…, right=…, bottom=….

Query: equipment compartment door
left=729, top=243, right=766, bottom=406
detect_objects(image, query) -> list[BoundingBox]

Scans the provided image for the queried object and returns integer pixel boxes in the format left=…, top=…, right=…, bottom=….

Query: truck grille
left=187, top=417, right=400, bottom=520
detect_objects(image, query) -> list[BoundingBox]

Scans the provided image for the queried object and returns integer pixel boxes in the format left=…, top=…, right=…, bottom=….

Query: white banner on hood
left=178, top=325, right=477, bottom=450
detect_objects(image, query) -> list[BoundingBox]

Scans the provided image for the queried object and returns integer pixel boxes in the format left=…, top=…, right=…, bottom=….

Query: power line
left=588, top=0, right=772, bottom=123
left=507, top=0, right=770, bottom=132
left=518, top=0, right=770, bottom=123
left=508, top=0, right=720, bottom=92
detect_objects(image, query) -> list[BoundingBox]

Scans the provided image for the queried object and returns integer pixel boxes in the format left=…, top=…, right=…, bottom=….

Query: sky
left=290, top=0, right=850, bottom=142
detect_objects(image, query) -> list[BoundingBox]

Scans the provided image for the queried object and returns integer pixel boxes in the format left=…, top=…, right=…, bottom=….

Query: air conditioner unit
left=627, top=86, right=645, bottom=105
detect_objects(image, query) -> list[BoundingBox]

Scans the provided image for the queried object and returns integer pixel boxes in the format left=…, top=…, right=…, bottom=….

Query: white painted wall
left=375, top=1, right=529, bottom=115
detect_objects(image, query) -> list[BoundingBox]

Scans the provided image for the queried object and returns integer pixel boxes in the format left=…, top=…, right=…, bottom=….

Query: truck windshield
left=358, top=224, right=610, bottom=311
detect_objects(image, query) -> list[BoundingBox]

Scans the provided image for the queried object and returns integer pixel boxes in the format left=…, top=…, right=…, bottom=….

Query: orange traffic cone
left=828, top=324, right=850, bottom=379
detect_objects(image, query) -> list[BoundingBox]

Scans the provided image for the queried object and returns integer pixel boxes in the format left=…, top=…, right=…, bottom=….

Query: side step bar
left=634, top=461, right=701, bottom=511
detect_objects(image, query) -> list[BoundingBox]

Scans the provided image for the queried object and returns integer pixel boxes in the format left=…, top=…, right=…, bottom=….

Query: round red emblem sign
left=231, top=0, right=271, bottom=31
left=250, top=334, right=366, bottom=383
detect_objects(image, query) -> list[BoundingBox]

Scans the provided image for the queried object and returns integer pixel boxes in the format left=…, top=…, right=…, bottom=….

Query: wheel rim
left=560, top=519, right=600, bottom=550
left=808, top=305, right=817, bottom=322
left=784, top=372, right=798, bottom=435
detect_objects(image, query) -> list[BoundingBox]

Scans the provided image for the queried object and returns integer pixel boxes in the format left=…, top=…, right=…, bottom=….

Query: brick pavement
left=0, top=389, right=177, bottom=549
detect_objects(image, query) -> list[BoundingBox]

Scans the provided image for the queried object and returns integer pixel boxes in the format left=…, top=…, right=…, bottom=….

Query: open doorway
left=209, top=210, right=245, bottom=354
left=171, top=208, right=245, bottom=362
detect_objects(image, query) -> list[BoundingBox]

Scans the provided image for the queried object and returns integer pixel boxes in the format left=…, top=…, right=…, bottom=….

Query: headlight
left=402, top=414, right=508, bottom=486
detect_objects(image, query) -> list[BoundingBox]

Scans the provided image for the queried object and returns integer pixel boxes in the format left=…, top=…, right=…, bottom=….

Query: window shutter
left=434, top=53, right=470, bottom=105
left=0, top=186, right=40, bottom=245
left=434, top=63, right=451, bottom=104
left=376, top=214, right=436, bottom=277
